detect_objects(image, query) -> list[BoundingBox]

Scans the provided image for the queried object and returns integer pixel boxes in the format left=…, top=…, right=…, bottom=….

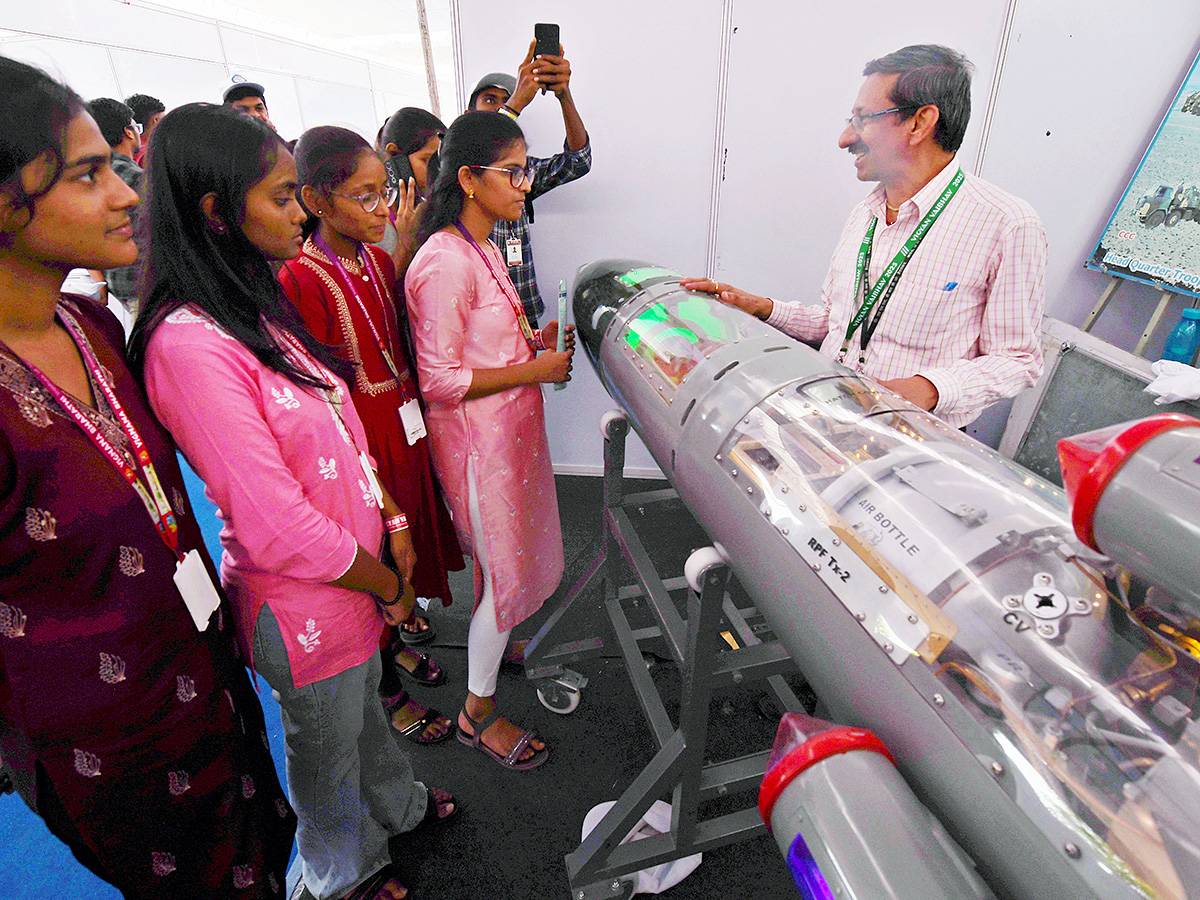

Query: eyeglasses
left=471, top=164, right=531, bottom=188
left=331, top=186, right=399, bottom=213
left=845, top=106, right=918, bottom=132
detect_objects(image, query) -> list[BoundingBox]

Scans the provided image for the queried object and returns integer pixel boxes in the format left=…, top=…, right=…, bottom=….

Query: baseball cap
left=468, top=72, right=517, bottom=108
left=224, top=80, right=266, bottom=104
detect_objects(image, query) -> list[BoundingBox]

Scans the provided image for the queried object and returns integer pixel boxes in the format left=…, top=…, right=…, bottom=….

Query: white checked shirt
left=767, top=161, right=1046, bottom=428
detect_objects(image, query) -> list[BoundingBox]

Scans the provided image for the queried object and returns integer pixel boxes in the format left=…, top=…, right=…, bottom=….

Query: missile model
left=570, top=259, right=1200, bottom=900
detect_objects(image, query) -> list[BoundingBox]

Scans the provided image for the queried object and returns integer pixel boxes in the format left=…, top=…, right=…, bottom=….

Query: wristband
left=499, top=104, right=520, bottom=121
left=384, top=514, right=408, bottom=533
left=532, top=329, right=547, bottom=351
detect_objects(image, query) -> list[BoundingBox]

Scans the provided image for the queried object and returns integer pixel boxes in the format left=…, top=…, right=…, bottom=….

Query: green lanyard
left=837, top=168, right=965, bottom=367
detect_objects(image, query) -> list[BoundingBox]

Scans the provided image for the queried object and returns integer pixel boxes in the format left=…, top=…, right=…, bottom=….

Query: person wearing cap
left=468, top=40, right=590, bottom=324
left=224, top=80, right=275, bottom=131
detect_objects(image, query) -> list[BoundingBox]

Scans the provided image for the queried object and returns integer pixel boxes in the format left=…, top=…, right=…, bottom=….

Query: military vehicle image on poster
left=1089, top=48, right=1200, bottom=299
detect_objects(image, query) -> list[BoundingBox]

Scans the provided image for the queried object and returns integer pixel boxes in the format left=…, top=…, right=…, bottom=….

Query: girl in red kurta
left=281, top=126, right=465, bottom=745
left=406, top=112, right=575, bottom=770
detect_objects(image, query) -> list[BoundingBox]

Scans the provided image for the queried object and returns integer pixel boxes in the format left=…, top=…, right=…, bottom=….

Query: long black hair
left=127, top=103, right=350, bottom=389
left=382, top=107, right=445, bottom=157
left=0, top=56, right=85, bottom=240
left=415, top=111, right=524, bottom=248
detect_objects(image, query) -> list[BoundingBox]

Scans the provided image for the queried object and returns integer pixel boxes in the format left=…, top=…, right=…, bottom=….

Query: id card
left=506, top=237, right=523, bottom=266
left=399, top=398, right=427, bottom=445
left=174, top=549, right=222, bottom=632
left=359, top=452, right=384, bottom=507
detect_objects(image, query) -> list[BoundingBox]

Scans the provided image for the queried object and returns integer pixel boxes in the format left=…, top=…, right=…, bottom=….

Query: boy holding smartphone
left=467, top=34, right=591, bottom=324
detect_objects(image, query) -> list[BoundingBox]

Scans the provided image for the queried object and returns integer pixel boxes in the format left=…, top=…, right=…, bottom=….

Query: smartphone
left=534, top=23, right=560, bottom=58
left=385, top=153, right=414, bottom=199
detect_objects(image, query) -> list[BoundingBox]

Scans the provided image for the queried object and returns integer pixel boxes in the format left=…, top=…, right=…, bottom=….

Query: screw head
left=883, top=642, right=894, bottom=653
left=907, top=614, right=918, bottom=624
left=1064, top=842, right=1081, bottom=860
left=933, top=693, right=945, bottom=706
left=991, top=761, right=1005, bottom=778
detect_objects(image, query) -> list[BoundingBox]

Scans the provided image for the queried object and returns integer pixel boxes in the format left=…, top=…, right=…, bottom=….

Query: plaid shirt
left=491, top=138, right=592, bottom=322
left=105, top=152, right=143, bottom=301
left=767, top=163, right=1046, bottom=428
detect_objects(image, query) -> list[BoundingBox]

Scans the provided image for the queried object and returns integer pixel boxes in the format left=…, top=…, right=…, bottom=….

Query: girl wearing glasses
left=405, top=111, right=574, bottom=770
left=280, top=126, right=464, bottom=745
left=0, top=62, right=294, bottom=896
left=129, top=105, right=455, bottom=900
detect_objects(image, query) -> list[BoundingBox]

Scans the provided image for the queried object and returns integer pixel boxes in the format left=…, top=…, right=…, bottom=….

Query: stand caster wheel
left=537, top=668, right=588, bottom=714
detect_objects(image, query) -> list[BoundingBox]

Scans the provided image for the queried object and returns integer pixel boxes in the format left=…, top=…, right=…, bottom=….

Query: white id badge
left=398, top=398, right=427, bottom=445
left=360, top=452, right=384, bottom=507
left=506, top=237, right=523, bottom=266
left=174, top=549, right=222, bottom=632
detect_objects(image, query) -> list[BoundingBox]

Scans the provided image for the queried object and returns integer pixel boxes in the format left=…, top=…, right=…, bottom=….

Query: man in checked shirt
left=684, top=45, right=1045, bottom=429
left=468, top=39, right=591, bottom=325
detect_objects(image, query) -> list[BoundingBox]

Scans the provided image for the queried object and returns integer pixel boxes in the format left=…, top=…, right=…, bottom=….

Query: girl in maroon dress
left=280, top=126, right=465, bottom=744
left=0, top=56, right=294, bottom=897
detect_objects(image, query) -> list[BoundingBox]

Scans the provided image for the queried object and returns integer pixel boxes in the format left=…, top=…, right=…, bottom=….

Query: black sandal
left=382, top=690, right=453, bottom=744
left=392, top=645, right=445, bottom=687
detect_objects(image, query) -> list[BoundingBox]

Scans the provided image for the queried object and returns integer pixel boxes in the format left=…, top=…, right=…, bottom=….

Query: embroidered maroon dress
left=0, top=298, right=295, bottom=897
left=279, top=239, right=464, bottom=604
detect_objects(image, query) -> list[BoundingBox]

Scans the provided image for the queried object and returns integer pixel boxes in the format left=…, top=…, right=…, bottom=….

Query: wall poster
left=1088, top=49, right=1200, bottom=299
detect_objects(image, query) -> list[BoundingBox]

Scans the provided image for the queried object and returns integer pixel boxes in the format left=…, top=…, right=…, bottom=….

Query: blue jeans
left=253, top=605, right=426, bottom=899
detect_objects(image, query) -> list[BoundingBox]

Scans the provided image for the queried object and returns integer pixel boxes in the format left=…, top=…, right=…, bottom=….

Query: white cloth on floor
left=580, top=800, right=703, bottom=894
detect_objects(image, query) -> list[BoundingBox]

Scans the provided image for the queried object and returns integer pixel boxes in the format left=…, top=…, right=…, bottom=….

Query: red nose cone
left=1058, top=413, right=1200, bottom=550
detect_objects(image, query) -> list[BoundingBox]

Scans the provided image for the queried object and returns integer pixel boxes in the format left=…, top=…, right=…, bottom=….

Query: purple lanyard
left=453, top=222, right=538, bottom=352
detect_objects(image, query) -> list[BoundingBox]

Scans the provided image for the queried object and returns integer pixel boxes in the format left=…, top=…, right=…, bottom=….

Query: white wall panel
left=0, top=37, right=121, bottom=98
left=294, top=78, right=378, bottom=138
left=713, top=2, right=1011, bottom=306
left=5, top=1, right=224, bottom=59
left=222, top=26, right=372, bottom=87
left=106, top=48, right=230, bottom=112
left=981, top=0, right=1200, bottom=351
left=457, top=0, right=729, bottom=475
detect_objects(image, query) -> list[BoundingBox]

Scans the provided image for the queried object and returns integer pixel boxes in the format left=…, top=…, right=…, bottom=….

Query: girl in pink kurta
left=128, top=104, right=455, bottom=900
left=405, top=111, right=575, bottom=770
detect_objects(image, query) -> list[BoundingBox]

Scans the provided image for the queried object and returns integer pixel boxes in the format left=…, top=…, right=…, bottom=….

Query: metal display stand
left=524, top=412, right=804, bottom=900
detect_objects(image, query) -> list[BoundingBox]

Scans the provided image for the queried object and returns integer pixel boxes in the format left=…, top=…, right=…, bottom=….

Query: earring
left=214, top=224, right=226, bottom=233
left=468, top=190, right=475, bottom=200
left=314, top=210, right=323, bottom=216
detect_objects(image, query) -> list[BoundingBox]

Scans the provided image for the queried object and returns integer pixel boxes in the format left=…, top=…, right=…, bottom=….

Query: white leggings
left=466, top=459, right=511, bottom=697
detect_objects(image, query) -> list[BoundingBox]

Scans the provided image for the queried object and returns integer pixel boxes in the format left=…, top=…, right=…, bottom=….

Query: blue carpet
left=0, top=455, right=293, bottom=896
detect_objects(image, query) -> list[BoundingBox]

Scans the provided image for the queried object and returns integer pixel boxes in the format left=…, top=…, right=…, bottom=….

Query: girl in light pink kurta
left=129, top=104, right=455, bottom=900
left=405, top=111, right=575, bottom=770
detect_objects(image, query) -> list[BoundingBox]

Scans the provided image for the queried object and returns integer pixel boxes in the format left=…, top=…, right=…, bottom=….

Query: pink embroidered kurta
left=405, top=230, right=563, bottom=631
left=144, top=307, right=385, bottom=688
left=279, top=239, right=464, bottom=604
